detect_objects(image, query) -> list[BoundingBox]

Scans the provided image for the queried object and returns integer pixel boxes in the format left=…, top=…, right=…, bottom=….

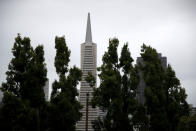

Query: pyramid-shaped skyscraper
left=77, top=13, right=98, bottom=131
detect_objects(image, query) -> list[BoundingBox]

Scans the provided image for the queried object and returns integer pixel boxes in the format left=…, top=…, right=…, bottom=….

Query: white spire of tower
left=85, top=13, right=92, bottom=43
left=77, top=13, right=98, bottom=131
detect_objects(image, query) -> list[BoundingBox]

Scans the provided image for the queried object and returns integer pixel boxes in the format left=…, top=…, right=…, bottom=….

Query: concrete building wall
left=77, top=13, right=98, bottom=131
left=44, top=80, right=49, bottom=101
left=189, top=104, right=196, bottom=116
left=77, top=43, right=98, bottom=131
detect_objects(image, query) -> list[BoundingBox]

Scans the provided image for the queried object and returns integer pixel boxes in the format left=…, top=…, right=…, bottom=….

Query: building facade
left=189, top=104, right=196, bottom=116
left=77, top=13, right=98, bottom=131
left=44, top=80, right=49, bottom=101
left=0, top=88, right=3, bottom=106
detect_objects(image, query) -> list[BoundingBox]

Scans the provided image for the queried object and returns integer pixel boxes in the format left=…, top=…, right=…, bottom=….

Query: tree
left=85, top=72, right=96, bottom=89
left=165, top=64, right=189, bottom=131
left=0, top=34, right=47, bottom=131
left=91, top=38, right=143, bottom=131
left=0, top=92, right=38, bottom=131
left=49, top=36, right=82, bottom=131
left=1, top=34, right=34, bottom=97
left=139, top=44, right=189, bottom=131
left=177, top=114, right=196, bottom=131
left=132, top=105, right=149, bottom=131
left=24, top=45, right=47, bottom=108
left=139, top=44, right=168, bottom=131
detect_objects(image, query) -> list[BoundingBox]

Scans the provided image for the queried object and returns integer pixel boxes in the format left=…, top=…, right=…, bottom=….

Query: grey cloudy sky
left=0, top=0, right=196, bottom=105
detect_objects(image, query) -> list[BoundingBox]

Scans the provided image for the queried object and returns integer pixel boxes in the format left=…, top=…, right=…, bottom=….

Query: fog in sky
left=0, top=0, right=196, bottom=105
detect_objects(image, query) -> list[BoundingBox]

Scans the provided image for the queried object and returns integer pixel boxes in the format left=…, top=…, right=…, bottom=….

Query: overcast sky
left=0, top=0, right=196, bottom=106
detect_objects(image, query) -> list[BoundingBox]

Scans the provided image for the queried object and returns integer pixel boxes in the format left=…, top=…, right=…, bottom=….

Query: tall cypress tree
left=139, top=44, right=189, bottom=131
left=0, top=34, right=47, bottom=131
left=91, top=38, right=142, bottom=131
left=139, top=44, right=168, bottom=131
left=49, top=36, right=82, bottom=131
left=165, top=64, right=189, bottom=131
left=1, top=34, right=34, bottom=97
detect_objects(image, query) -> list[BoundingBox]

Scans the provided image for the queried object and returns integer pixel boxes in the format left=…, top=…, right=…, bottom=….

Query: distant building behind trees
left=0, top=88, right=3, bottom=106
left=189, top=104, right=196, bottom=116
left=136, top=53, right=167, bottom=105
left=44, top=80, right=49, bottom=101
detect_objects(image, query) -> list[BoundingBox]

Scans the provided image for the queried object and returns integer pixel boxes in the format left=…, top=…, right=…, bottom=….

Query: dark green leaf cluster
left=85, top=72, right=96, bottom=88
left=177, top=114, right=196, bottom=131
left=54, top=36, right=70, bottom=75
left=0, top=34, right=191, bottom=131
left=139, top=44, right=189, bottom=131
left=0, top=93, right=39, bottom=131
left=0, top=34, right=48, bottom=131
left=91, top=38, right=147, bottom=131
left=49, top=36, right=82, bottom=131
left=0, top=35, right=83, bottom=131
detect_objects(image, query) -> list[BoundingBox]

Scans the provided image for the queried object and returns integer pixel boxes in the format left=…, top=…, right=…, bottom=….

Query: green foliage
left=165, top=64, right=190, bottom=131
left=85, top=72, right=96, bottom=88
left=0, top=34, right=190, bottom=131
left=0, top=92, right=38, bottom=131
left=54, top=36, right=70, bottom=75
left=139, top=44, right=189, bottom=131
left=132, top=105, right=149, bottom=131
left=177, top=115, right=196, bottom=131
left=0, top=34, right=48, bottom=131
left=1, top=34, right=34, bottom=96
left=23, top=45, right=47, bottom=108
left=49, top=36, right=82, bottom=131
left=139, top=44, right=168, bottom=131
left=91, top=38, right=145, bottom=131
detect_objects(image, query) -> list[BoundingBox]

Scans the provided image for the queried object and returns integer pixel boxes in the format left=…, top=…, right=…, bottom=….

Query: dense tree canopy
left=49, top=36, right=82, bottom=131
left=0, top=35, right=191, bottom=131
left=177, top=114, right=196, bottom=131
left=0, top=34, right=47, bottom=131
left=90, top=38, right=147, bottom=131
left=139, top=44, right=190, bottom=131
